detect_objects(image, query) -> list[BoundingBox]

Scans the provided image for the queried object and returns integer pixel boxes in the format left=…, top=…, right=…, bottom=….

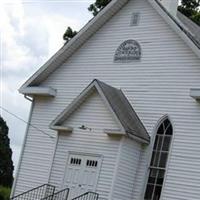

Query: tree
left=0, top=116, right=14, bottom=188
left=191, top=12, right=200, bottom=25
left=88, top=0, right=111, bottom=16
left=178, top=0, right=200, bottom=25
left=63, top=0, right=111, bottom=42
left=63, top=27, right=77, bottom=43
left=181, top=0, right=199, bottom=10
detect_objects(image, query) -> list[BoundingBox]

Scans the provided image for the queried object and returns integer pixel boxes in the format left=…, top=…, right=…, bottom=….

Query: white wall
left=111, top=137, right=142, bottom=200
left=49, top=90, right=122, bottom=200
left=14, top=0, right=200, bottom=199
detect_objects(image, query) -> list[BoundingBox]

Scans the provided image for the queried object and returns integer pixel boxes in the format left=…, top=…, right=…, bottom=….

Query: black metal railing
left=71, top=192, right=99, bottom=200
left=41, top=188, right=69, bottom=200
left=10, top=184, right=55, bottom=200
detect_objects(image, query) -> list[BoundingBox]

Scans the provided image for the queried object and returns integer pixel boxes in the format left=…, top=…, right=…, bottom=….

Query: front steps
left=11, top=184, right=99, bottom=200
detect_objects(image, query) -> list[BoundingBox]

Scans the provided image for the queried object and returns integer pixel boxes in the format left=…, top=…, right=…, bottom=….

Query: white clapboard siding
left=14, top=0, right=200, bottom=199
left=49, top=91, right=122, bottom=200
left=111, top=137, right=142, bottom=200
left=13, top=101, right=58, bottom=195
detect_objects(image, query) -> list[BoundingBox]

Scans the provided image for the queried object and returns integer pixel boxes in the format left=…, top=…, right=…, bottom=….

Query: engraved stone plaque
left=114, top=40, right=141, bottom=62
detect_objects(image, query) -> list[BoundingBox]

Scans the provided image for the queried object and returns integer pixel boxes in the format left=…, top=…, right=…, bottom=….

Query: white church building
left=11, top=0, right=200, bottom=200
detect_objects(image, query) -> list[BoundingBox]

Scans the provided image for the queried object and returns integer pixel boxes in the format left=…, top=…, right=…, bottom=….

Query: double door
left=63, top=153, right=102, bottom=199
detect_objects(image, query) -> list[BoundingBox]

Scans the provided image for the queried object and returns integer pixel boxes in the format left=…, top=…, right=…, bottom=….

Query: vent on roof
left=131, top=13, right=140, bottom=26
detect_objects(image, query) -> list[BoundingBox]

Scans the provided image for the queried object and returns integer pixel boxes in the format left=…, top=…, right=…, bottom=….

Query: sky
left=0, top=0, right=93, bottom=176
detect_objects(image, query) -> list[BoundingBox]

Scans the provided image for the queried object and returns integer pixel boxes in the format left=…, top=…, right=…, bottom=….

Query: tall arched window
left=144, top=118, right=173, bottom=200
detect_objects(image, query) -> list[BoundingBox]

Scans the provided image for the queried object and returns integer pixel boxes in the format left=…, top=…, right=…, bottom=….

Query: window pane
left=162, top=136, right=171, bottom=151
left=148, top=169, right=157, bottom=184
left=165, top=125, right=173, bottom=135
left=145, top=184, right=154, bottom=200
left=157, top=136, right=163, bottom=151
left=159, top=152, right=168, bottom=168
left=153, top=186, right=162, bottom=200
left=153, top=136, right=158, bottom=150
left=164, top=119, right=170, bottom=130
left=157, top=124, right=164, bottom=135
left=150, top=151, right=155, bottom=166
left=153, top=135, right=163, bottom=151
left=151, top=151, right=160, bottom=167
left=156, top=170, right=165, bottom=185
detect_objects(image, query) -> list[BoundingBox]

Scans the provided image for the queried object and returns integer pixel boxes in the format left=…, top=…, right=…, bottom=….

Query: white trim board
left=19, top=87, right=57, bottom=97
left=190, top=89, right=200, bottom=100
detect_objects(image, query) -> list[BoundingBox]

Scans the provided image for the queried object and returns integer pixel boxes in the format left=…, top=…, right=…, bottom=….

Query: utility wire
left=0, top=106, right=55, bottom=139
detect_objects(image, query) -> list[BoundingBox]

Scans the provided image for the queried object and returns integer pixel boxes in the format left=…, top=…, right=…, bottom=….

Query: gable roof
left=177, top=11, right=200, bottom=47
left=19, top=0, right=200, bottom=93
left=50, top=79, right=150, bottom=144
left=155, top=0, right=200, bottom=49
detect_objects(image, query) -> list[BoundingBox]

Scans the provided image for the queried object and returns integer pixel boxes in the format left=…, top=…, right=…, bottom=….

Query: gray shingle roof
left=177, top=11, right=200, bottom=47
left=155, top=0, right=200, bottom=49
left=51, top=79, right=150, bottom=144
left=96, top=80, right=150, bottom=143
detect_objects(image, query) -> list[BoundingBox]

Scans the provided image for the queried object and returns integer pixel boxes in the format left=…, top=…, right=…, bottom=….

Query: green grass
left=0, top=186, right=11, bottom=200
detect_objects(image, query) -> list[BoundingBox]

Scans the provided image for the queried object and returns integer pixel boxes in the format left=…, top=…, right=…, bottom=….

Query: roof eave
left=19, top=86, right=57, bottom=97
left=50, top=125, right=73, bottom=133
left=190, top=88, right=200, bottom=100
left=127, top=131, right=150, bottom=144
left=104, top=129, right=126, bottom=136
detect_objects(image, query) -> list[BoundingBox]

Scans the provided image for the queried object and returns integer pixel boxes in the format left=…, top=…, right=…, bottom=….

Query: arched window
left=144, top=118, right=173, bottom=200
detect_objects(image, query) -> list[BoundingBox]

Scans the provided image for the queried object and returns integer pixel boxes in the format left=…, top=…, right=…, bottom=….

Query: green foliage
left=63, top=0, right=111, bottom=42
left=0, top=116, right=14, bottom=188
left=191, top=12, right=200, bottom=25
left=88, top=0, right=112, bottom=16
left=63, top=27, right=77, bottom=43
left=181, top=0, right=199, bottom=10
left=178, top=0, right=200, bottom=25
left=0, top=186, right=11, bottom=200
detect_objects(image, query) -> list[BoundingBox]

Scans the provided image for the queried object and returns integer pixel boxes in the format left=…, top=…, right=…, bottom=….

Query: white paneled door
left=63, top=153, right=102, bottom=199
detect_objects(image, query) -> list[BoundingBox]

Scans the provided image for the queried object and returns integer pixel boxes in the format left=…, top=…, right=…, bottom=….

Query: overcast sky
left=0, top=0, right=93, bottom=176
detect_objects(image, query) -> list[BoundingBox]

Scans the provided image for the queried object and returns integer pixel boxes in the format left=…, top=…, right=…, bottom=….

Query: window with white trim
left=144, top=118, right=173, bottom=200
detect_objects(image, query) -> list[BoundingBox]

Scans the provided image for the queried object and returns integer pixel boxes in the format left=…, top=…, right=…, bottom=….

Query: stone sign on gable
left=114, top=40, right=141, bottom=62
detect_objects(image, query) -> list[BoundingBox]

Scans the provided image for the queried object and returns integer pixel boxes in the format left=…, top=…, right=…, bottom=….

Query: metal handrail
left=10, top=184, right=55, bottom=200
left=71, top=192, right=99, bottom=200
left=41, top=188, right=70, bottom=200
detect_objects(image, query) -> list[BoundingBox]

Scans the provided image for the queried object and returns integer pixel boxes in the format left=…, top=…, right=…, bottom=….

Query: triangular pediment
left=50, top=79, right=150, bottom=144
left=19, top=0, right=200, bottom=93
